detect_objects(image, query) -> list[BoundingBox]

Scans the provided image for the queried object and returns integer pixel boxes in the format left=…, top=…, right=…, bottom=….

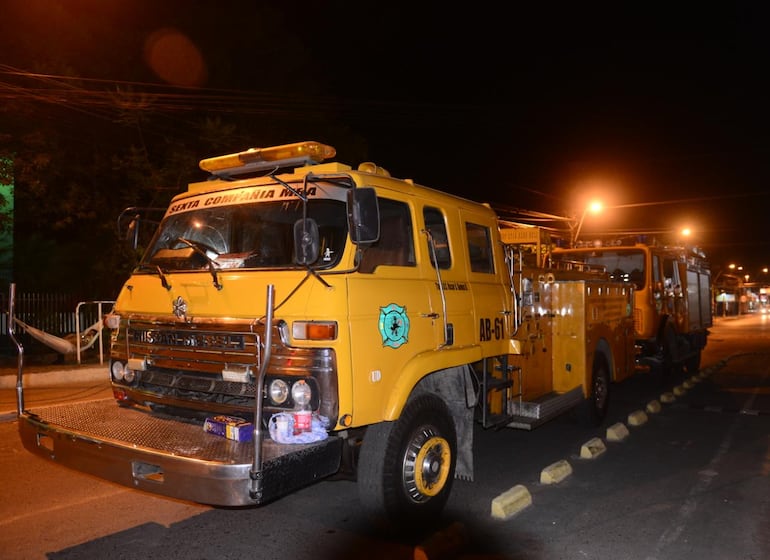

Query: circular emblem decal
left=379, top=303, right=410, bottom=349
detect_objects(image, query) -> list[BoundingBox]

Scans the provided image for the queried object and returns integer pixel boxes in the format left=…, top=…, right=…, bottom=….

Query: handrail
left=75, top=300, right=115, bottom=364
left=249, top=284, right=274, bottom=501
left=8, top=284, right=25, bottom=414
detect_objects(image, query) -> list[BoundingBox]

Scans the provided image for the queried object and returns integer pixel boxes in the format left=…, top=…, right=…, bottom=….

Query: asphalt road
left=1, top=314, right=768, bottom=559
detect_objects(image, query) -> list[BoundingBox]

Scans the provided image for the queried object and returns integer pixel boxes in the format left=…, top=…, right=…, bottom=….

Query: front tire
left=357, top=393, right=457, bottom=529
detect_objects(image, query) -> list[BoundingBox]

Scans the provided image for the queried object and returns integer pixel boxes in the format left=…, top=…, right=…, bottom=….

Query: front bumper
left=18, top=399, right=341, bottom=506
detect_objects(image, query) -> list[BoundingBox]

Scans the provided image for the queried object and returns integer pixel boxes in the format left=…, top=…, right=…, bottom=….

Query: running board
left=506, top=387, right=584, bottom=430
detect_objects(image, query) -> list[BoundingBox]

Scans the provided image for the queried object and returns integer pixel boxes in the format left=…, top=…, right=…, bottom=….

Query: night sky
left=2, top=1, right=769, bottom=275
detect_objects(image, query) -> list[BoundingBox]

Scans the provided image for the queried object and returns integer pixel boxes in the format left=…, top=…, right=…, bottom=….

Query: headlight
left=123, top=368, right=136, bottom=383
left=291, top=379, right=312, bottom=407
left=110, top=360, right=136, bottom=383
left=110, top=360, right=126, bottom=381
left=268, top=379, right=290, bottom=405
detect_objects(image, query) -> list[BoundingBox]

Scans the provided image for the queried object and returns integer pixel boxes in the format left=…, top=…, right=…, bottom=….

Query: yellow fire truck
left=17, top=141, right=635, bottom=526
left=550, top=238, right=712, bottom=376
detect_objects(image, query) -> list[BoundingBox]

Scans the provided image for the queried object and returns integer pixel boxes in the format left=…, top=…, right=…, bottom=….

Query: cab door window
left=424, top=207, right=451, bottom=269
left=466, top=222, right=494, bottom=273
left=358, top=198, right=415, bottom=273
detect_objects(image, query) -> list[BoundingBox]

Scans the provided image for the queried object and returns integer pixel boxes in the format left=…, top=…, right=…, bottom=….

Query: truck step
left=483, top=412, right=517, bottom=430
left=484, top=377, right=513, bottom=391
left=506, top=387, right=584, bottom=430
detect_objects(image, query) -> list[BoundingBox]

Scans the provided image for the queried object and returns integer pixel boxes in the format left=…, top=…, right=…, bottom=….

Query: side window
left=466, top=222, right=494, bottom=273
left=358, top=198, right=415, bottom=273
left=424, top=207, right=451, bottom=269
left=662, top=258, right=678, bottom=291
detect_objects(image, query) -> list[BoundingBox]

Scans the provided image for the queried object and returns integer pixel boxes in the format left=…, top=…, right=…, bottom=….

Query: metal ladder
left=478, top=355, right=522, bottom=429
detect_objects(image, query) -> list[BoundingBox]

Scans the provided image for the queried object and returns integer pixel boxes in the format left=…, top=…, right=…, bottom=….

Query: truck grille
left=111, top=317, right=338, bottom=420
left=124, top=319, right=261, bottom=373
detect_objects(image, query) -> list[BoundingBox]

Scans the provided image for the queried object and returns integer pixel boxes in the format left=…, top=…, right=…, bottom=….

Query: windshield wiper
left=176, top=237, right=223, bottom=290
left=137, top=263, right=171, bottom=291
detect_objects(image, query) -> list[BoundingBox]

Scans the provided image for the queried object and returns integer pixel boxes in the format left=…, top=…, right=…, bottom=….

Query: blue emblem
left=378, top=303, right=409, bottom=348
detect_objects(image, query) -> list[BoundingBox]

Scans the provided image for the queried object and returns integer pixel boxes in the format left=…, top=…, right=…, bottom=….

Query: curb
left=0, top=366, right=108, bottom=389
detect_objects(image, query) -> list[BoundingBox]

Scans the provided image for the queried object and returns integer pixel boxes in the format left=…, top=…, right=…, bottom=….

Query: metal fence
left=0, top=290, right=114, bottom=356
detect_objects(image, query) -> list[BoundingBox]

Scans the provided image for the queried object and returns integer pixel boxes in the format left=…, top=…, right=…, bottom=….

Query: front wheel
left=357, top=393, right=457, bottom=529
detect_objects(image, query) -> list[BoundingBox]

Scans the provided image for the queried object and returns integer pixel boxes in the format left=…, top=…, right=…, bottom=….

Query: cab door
left=419, top=205, right=475, bottom=349
left=460, top=209, right=511, bottom=357
left=347, top=196, right=440, bottom=425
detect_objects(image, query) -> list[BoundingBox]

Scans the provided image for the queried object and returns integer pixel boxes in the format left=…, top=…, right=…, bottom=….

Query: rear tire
left=662, top=323, right=683, bottom=378
left=685, top=349, right=701, bottom=374
left=357, top=393, right=457, bottom=530
left=577, top=354, right=610, bottom=426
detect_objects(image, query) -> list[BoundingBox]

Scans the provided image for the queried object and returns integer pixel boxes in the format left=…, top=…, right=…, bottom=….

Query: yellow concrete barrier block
left=628, top=410, right=648, bottom=426
left=606, top=422, right=630, bottom=442
left=683, top=380, right=694, bottom=389
left=491, top=484, right=532, bottom=520
left=646, top=400, right=662, bottom=414
left=580, top=437, right=607, bottom=459
left=660, top=392, right=676, bottom=404
left=673, top=385, right=687, bottom=396
left=540, top=459, right=573, bottom=484
left=689, top=375, right=701, bottom=384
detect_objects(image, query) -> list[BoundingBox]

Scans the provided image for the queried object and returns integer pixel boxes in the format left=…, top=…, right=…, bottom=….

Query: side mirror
left=125, top=215, right=140, bottom=249
left=293, top=218, right=320, bottom=265
left=117, top=207, right=164, bottom=250
left=347, top=188, right=380, bottom=245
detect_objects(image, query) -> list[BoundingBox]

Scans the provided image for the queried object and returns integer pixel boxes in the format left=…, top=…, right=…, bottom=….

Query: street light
left=571, top=200, right=602, bottom=246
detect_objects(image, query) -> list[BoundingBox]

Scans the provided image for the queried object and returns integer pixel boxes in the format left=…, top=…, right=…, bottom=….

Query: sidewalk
left=0, top=355, right=108, bottom=390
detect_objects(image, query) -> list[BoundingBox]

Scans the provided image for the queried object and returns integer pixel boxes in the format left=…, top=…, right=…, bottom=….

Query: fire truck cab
left=17, top=142, right=636, bottom=527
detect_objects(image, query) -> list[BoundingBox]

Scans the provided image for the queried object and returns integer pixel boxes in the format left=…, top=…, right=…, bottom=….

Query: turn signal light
left=292, top=321, right=338, bottom=341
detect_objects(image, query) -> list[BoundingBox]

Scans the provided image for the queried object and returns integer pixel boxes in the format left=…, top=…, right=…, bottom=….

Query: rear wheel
left=662, top=323, right=683, bottom=378
left=685, top=349, right=701, bottom=374
left=357, top=393, right=457, bottom=530
left=577, top=354, right=610, bottom=426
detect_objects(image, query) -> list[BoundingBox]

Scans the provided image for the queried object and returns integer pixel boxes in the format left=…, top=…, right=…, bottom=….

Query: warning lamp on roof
left=199, top=141, right=336, bottom=177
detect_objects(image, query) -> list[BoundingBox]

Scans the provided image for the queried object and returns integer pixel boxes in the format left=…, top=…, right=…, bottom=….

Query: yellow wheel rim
left=409, top=435, right=451, bottom=498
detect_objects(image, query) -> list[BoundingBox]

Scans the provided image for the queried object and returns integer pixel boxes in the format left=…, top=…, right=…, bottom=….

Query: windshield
left=552, top=249, right=646, bottom=289
left=142, top=198, right=348, bottom=270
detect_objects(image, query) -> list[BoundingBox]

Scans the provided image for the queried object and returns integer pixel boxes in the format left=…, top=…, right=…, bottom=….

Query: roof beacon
left=199, top=141, right=336, bottom=177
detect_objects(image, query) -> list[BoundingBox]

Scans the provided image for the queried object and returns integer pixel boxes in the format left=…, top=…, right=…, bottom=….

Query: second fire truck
left=550, top=238, right=712, bottom=376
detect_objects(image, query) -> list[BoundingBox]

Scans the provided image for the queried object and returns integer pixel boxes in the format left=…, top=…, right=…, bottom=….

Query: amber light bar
left=199, top=141, right=336, bottom=176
